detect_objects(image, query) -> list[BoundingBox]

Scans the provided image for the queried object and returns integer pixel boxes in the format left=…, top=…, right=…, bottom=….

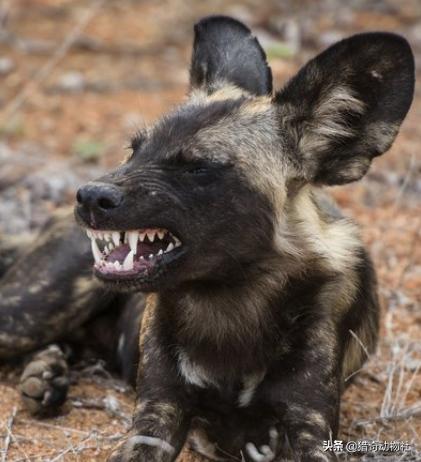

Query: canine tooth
left=148, top=254, right=154, bottom=260
left=123, top=250, right=134, bottom=271
left=128, top=231, right=139, bottom=254
left=139, top=232, right=146, bottom=242
left=157, top=230, right=165, bottom=240
left=114, top=261, right=121, bottom=270
left=107, top=243, right=114, bottom=252
left=91, top=239, right=102, bottom=264
left=157, top=249, right=163, bottom=256
left=112, top=232, right=120, bottom=247
left=86, top=229, right=92, bottom=239
left=174, top=237, right=182, bottom=247
left=165, top=242, right=174, bottom=253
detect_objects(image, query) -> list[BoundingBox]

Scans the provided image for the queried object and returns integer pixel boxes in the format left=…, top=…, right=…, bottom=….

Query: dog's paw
left=19, top=344, right=69, bottom=415
left=108, top=434, right=175, bottom=462
left=245, top=427, right=279, bottom=462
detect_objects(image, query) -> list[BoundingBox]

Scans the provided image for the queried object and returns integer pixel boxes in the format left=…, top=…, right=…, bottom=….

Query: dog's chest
left=177, top=350, right=265, bottom=408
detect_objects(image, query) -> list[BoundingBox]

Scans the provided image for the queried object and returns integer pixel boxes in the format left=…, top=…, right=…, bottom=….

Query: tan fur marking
left=188, top=427, right=221, bottom=461
left=343, top=321, right=377, bottom=381
left=287, top=186, right=362, bottom=274
left=138, top=294, right=157, bottom=374
left=298, top=85, right=365, bottom=158
left=307, top=411, right=328, bottom=430
left=135, top=399, right=150, bottom=415
left=239, top=97, right=272, bottom=115
left=207, top=83, right=250, bottom=101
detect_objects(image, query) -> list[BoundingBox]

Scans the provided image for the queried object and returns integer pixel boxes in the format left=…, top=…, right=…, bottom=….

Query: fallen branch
left=0, top=0, right=106, bottom=126
left=355, top=404, right=421, bottom=426
left=1, top=406, right=16, bottom=462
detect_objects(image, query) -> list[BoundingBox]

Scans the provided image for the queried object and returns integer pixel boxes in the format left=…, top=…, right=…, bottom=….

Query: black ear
left=276, top=32, right=415, bottom=185
left=190, top=15, right=272, bottom=96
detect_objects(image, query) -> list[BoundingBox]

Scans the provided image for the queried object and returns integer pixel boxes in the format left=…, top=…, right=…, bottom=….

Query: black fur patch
left=190, top=16, right=272, bottom=95
left=276, top=32, right=415, bottom=185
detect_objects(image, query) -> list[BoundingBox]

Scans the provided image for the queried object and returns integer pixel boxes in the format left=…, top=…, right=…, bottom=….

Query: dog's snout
left=76, top=182, right=123, bottom=212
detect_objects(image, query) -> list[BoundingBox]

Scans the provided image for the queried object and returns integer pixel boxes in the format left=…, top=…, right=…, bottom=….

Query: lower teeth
left=123, top=250, right=134, bottom=270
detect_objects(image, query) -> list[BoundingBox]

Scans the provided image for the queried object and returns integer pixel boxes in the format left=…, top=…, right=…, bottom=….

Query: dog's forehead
left=140, top=93, right=274, bottom=163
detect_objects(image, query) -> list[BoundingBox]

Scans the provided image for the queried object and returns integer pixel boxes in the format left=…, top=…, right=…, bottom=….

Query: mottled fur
left=0, top=15, right=414, bottom=462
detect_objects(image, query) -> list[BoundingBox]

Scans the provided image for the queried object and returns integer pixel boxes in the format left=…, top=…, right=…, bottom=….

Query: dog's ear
left=276, top=32, right=415, bottom=185
left=190, top=15, right=272, bottom=96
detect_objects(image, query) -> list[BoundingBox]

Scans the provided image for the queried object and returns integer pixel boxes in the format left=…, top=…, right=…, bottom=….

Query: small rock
left=0, top=56, right=14, bottom=75
left=57, top=71, right=86, bottom=92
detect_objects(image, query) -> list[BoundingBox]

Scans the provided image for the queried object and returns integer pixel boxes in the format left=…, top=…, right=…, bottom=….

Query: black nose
left=76, top=182, right=123, bottom=211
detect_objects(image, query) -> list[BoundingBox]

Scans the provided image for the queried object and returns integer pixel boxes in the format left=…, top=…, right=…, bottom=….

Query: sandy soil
left=0, top=1, right=420, bottom=461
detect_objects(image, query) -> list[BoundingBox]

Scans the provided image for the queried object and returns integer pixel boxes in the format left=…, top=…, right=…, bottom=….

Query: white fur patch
left=238, top=371, right=266, bottom=407
left=178, top=351, right=217, bottom=388
left=117, top=334, right=125, bottom=356
left=126, top=435, right=175, bottom=455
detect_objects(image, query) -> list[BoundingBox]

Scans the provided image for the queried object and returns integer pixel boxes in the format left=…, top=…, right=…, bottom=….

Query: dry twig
left=0, top=0, right=107, bottom=127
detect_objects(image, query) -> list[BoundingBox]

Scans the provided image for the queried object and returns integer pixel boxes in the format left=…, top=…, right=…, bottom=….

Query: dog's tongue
left=107, top=244, right=130, bottom=263
left=106, top=242, right=165, bottom=264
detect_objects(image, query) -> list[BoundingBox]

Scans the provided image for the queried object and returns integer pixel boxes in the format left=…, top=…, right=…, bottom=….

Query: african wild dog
left=0, top=15, right=414, bottom=462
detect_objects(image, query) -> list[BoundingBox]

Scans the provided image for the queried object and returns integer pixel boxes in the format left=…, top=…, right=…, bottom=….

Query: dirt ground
left=0, top=0, right=420, bottom=461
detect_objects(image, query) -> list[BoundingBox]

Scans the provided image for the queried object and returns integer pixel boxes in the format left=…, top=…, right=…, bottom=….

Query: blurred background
left=0, top=0, right=420, bottom=461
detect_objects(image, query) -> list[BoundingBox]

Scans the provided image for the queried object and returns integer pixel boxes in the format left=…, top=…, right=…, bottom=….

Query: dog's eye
left=186, top=165, right=209, bottom=175
left=182, top=163, right=224, bottom=186
left=129, top=131, right=147, bottom=154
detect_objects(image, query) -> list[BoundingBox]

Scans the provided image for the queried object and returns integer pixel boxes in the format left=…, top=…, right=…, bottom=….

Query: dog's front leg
left=108, top=296, right=190, bottom=462
left=109, top=398, right=189, bottom=462
left=259, top=329, right=341, bottom=462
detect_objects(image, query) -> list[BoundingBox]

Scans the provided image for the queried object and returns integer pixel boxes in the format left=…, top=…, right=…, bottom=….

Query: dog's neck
left=157, top=256, right=315, bottom=381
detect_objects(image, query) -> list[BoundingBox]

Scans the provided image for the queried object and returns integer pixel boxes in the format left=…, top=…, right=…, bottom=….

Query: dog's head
left=75, top=16, right=414, bottom=292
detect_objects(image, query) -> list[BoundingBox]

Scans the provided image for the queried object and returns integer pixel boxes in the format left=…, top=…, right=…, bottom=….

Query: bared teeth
left=146, top=230, right=156, bottom=242
left=85, top=227, right=182, bottom=270
left=91, top=239, right=102, bottom=264
left=128, top=231, right=139, bottom=255
left=112, top=232, right=120, bottom=247
left=123, top=250, right=134, bottom=271
left=165, top=242, right=174, bottom=253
